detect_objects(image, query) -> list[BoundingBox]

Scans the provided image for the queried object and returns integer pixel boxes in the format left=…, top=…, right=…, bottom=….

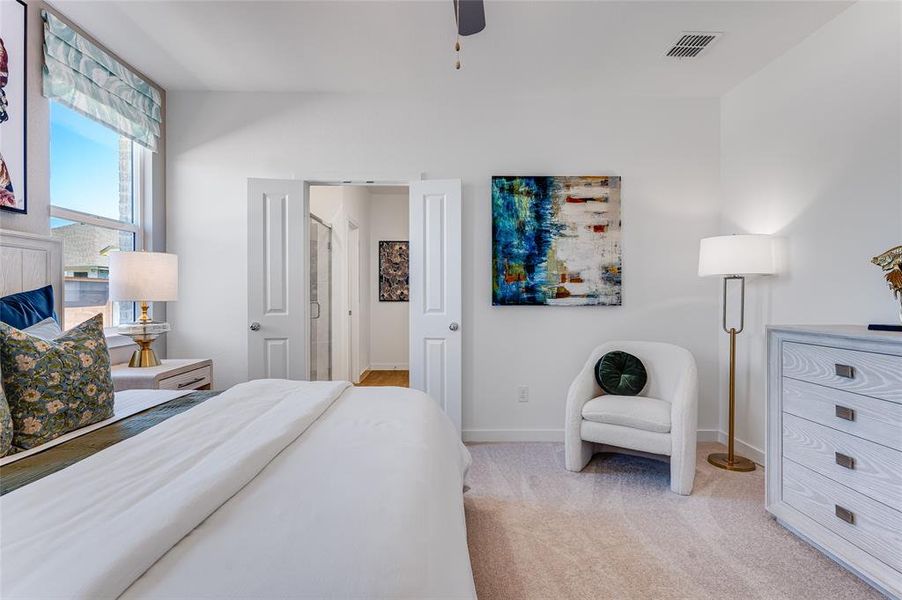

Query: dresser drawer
left=783, top=378, right=902, bottom=451
left=158, top=366, right=212, bottom=391
left=782, top=342, right=902, bottom=403
left=783, top=459, right=902, bottom=573
left=783, top=413, right=902, bottom=507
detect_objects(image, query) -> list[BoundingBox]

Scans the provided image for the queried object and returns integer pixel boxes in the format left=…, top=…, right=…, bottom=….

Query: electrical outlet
left=517, top=385, right=529, bottom=403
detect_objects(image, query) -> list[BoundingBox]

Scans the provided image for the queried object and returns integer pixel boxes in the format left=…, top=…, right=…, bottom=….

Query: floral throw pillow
left=0, top=314, right=114, bottom=450
left=0, top=383, right=12, bottom=457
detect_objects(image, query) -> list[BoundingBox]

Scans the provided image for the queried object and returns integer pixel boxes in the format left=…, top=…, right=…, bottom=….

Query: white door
left=247, top=178, right=308, bottom=380
left=347, top=221, right=361, bottom=382
left=409, top=179, right=462, bottom=431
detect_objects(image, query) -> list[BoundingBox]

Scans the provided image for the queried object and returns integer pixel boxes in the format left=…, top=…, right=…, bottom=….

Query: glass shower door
left=309, top=216, right=332, bottom=380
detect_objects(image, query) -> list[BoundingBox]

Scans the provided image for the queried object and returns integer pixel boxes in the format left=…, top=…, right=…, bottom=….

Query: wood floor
left=355, top=370, right=409, bottom=387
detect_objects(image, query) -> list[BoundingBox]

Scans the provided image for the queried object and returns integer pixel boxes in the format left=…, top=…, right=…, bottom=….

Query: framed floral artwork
left=379, top=241, right=409, bottom=302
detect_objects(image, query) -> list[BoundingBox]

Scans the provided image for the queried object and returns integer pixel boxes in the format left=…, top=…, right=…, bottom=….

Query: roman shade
left=41, top=10, right=162, bottom=151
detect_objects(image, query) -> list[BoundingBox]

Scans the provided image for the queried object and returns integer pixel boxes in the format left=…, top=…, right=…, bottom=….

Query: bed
left=0, top=230, right=475, bottom=599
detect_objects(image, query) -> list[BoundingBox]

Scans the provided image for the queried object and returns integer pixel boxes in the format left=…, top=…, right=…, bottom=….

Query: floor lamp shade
left=109, top=252, right=179, bottom=302
left=698, top=234, right=777, bottom=277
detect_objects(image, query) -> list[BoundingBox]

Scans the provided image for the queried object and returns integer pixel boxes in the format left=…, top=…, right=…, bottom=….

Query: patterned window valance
left=41, top=10, right=162, bottom=151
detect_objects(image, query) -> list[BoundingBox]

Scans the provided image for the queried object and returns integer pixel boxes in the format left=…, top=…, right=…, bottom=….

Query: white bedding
left=0, top=380, right=475, bottom=599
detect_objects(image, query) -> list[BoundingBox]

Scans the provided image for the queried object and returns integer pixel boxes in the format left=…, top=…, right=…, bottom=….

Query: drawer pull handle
left=834, top=405, right=855, bottom=421
left=834, top=364, right=855, bottom=379
left=177, top=377, right=206, bottom=389
left=835, top=505, right=855, bottom=525
left=835, top=452, right=855, bottom=470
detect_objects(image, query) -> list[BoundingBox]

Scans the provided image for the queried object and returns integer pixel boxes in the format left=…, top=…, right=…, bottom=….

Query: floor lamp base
left=707, top=452, right=756, bottom=472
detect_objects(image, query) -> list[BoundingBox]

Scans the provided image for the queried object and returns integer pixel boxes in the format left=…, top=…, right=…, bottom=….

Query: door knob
left=249, top=322, right=261, bottom=331
left=449, top=322, right=459, bottom=331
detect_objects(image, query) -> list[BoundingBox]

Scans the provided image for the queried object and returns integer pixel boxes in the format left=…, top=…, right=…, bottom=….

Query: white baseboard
left=368, top=362, right=409, bottom=370
left=696, top=429, right=721, bottom=442
left=463, top=427, right=766, bottom=465
left=463, top=428, right=564, bottom=442
left=698, top=428, right=765, bottom=466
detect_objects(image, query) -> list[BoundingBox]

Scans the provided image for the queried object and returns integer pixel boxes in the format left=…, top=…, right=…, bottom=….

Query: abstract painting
left=492, top=176, right=621, bottom=306
left=0, top=0, right=27, bottom=213
left=379, top=241, right=409, bottom=302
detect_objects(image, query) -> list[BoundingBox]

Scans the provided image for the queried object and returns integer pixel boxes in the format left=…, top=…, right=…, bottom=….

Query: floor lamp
left=698, top=234, right=776, bottom=472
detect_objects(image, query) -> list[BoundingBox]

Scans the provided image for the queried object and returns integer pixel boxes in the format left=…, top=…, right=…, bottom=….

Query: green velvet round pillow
left=594, top=351, right=647, bottom=396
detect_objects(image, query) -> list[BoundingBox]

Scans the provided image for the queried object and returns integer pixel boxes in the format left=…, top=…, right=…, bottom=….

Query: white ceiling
left=50, top=0, right=853, bottom=96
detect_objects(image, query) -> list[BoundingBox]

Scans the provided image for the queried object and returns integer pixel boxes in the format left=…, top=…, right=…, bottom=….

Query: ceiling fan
left=453, top=0, right=485, bottom=69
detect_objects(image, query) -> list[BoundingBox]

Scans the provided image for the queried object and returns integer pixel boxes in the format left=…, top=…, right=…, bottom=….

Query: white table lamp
left=699, top=234, right=776, bottom=472
left=109, top=251, right=178, bottom=367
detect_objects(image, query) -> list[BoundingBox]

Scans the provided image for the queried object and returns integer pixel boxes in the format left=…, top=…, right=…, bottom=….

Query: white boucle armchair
left=565, top=341, right=698, bottom=495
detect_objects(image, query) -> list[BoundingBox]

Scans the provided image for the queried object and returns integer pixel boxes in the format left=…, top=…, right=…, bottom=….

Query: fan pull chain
left=454, top=0, right=461, bottom=70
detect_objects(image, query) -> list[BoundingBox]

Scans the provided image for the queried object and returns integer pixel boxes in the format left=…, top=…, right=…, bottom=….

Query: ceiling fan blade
left=454, top=0, right=486, bottom=36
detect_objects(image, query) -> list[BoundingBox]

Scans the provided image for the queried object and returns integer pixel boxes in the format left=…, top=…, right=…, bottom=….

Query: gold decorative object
left=117, top=304, right=170, bottom=368
left=872, top=246, right=902, bottom=323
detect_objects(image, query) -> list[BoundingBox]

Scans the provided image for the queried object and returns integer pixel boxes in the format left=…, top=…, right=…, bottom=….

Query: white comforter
left=0, top=380, right=475, bottom=599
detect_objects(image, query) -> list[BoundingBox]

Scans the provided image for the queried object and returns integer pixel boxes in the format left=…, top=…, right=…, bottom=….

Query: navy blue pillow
left=0, top=285, right=57, bottom=330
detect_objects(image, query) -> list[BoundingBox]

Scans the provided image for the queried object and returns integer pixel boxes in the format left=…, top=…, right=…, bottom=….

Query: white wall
left=368, top=188, right=409, bottom=370
left=309, top=185, right=372, bottom=383
left=719, top=1, right=902, bottom=458
left=166, top=90, right=722, bottom=440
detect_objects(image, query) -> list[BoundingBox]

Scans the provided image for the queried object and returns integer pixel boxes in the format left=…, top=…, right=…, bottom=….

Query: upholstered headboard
left=0, top=229, right=64, bottom=318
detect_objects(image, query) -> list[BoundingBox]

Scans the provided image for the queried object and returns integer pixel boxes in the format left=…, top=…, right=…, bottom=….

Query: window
left=49, top=102, right=145, bottom=329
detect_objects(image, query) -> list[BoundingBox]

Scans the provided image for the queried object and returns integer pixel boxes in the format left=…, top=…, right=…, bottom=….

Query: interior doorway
left=308, top=184, right=410, bottom=387
left=247, top=176, right=462, bottom=432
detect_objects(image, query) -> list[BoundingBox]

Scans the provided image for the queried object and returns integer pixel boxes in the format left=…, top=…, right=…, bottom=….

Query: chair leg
left=669, top=450, right=695, bottom=495
left=565, top=439, right=595, bottom=472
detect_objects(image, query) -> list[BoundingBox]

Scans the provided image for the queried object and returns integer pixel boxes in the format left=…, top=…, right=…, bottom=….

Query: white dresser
left=767, top=326, right=902, bottom=599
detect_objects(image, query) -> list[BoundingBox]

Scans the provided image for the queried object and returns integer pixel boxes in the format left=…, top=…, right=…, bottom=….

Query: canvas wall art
left=492, top=176, right=622, bottom=306
left=379, top=240, right=409, bottom=302
left=0, top=0, right=27, bottom=213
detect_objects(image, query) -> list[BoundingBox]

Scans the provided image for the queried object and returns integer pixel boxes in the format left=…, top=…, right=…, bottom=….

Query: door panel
left=424, top=338, right=447, bottom=412
left=424, top=194, right=446, bottom=313
left=409, top=180, right=462, bottom=432
left=248, top=179, right=307, bottom=381
left=264, top=338, right=289, bottom=380
left=264, top=193, right=288, bottom=314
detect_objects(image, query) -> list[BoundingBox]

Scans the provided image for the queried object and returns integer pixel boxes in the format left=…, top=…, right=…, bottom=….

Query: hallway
left=355, top=370, right=409, bottom=387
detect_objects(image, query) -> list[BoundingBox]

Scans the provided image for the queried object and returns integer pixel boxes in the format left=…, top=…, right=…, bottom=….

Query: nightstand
left=111, top=359, right=213, bottom=392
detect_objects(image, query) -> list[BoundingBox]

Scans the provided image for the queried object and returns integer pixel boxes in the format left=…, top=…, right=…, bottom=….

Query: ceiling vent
left=666, top=32, right=722, bottom=58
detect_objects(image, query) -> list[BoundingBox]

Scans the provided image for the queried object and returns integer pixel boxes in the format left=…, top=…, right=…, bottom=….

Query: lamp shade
left=109, top=252, right=178, bottom=301
left=698, top=234, right=776, bottom=277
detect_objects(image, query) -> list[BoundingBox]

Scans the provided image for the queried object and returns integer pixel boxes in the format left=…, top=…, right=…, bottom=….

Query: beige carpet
left=464, top=442, right=879, bottom=600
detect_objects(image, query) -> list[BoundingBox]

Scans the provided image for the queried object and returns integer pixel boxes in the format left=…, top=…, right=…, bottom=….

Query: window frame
left=49, top=115, right=149, bottom=344
left=49, top=143, right=145, bottom=249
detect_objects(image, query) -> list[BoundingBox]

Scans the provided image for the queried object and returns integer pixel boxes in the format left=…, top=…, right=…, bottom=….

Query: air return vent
left=666, top=32, right=722, bottom=58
